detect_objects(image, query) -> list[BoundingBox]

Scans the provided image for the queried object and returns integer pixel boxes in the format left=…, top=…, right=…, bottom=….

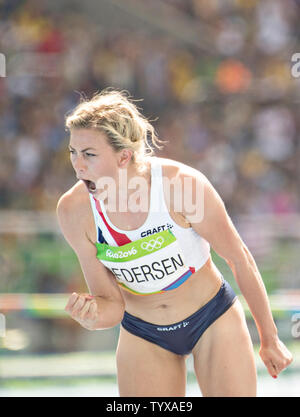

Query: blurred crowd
left=1, top=0, right=300, bottom=293
left=1, top=0, right=300, bottom=215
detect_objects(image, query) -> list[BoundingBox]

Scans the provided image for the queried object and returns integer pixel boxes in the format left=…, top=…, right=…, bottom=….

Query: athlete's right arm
left=56, top=190, right=125, bottom=330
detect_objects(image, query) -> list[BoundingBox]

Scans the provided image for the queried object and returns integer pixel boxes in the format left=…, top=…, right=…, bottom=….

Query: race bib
left=95, top=229, right=192, bottom=295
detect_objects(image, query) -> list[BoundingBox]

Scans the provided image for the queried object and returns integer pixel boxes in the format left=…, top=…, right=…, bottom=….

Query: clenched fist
left=65, top=292, right=101, bottom=330
left=259, top=337, right=293, bottom=378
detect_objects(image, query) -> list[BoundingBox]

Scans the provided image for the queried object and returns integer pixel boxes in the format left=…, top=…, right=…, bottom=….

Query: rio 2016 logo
left=106, top=247, right=137, bottom=259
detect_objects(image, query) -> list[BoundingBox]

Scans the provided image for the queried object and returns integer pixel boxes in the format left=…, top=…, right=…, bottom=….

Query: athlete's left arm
left=180, top=170, right=293, bottom=377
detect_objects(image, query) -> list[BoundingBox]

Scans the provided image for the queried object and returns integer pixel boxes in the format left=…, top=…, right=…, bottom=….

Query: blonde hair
left=65, top=88, right=165, bottom=171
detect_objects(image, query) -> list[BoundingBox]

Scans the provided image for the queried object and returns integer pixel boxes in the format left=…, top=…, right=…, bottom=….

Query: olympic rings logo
left=141, top=237, right=164, bottom=251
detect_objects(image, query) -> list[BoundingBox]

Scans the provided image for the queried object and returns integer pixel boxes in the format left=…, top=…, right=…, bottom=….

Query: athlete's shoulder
left=56, top=180, right=95, bottom=245
left=155, top=156, right=207, bottom=183
left=56, top=180, right=90, bottom=219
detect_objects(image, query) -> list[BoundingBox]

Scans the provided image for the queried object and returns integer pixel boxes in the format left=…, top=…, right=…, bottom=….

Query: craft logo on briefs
left=157, top=321, right=189, bottom=331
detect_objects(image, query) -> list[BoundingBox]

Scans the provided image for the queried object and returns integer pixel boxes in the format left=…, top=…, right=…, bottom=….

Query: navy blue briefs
left=121, top=278, right=237, bottom=356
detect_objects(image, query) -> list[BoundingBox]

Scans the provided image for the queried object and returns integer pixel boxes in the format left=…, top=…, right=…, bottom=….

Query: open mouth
left=82, top=179, right=96, bottom=193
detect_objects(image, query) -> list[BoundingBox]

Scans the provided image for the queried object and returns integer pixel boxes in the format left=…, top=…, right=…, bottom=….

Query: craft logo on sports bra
left=140, top=224, right=173, bottom=238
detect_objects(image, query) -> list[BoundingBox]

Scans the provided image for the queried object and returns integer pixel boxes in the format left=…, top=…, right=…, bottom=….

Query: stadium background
left=0, top=0, right=300, bottom=396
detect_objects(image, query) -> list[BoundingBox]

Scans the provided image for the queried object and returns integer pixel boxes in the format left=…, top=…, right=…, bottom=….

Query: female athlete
left=57, top=88, right=292, bottom=397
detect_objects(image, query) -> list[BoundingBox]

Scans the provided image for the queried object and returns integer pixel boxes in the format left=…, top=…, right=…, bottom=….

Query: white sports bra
left=89, top=156, right=210, bottom=295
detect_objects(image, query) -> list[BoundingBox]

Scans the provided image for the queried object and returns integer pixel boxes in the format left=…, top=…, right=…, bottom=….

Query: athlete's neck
left=103, top=159, right=151, bottom=213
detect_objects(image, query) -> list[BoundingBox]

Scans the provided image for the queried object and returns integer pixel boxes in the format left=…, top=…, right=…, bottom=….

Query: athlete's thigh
left=116, top=326, right=187, bottom=397
left=192, top=299, right=257, bottom=397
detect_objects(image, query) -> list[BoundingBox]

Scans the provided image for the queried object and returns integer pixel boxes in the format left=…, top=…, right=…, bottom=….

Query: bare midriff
left=120, top=256, right=223, bottom=325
